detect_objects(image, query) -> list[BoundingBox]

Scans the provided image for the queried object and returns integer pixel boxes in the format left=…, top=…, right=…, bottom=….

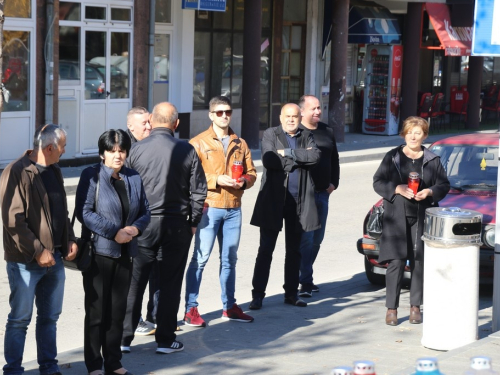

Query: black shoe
left=156, top=340, right=184, bottom=354
left=311, top=283, right=319, bottom=292
left=298, top=284, right=313, bottom=298
left=284, top=295, right=307, bottom=307
left=249, top=297, right=263, bottom=310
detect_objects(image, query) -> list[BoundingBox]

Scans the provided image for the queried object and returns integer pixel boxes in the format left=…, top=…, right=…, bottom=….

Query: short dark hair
left=209, top=95, right=232, bottom=111
left=98, top=129, right=131, bottom=157
left=298, top=95, right=317, bottom=110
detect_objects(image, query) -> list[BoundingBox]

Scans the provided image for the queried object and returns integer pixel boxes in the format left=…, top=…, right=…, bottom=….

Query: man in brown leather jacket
left=184, top=95, right=257, bottom=327
left=0, top=124, right=77, bottom=375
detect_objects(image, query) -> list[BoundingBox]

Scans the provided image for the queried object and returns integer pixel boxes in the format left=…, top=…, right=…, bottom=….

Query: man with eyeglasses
left=0, top=124, right=78, bottom=375
left=184, top=95, right=257, bottom=327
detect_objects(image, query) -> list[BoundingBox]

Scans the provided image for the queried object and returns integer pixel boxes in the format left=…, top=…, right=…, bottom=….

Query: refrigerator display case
left=362, top=45, right=403, bottom=135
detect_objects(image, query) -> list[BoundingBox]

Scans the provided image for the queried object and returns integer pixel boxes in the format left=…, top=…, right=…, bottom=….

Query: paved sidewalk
left=8, top=128, right=500, bottom=374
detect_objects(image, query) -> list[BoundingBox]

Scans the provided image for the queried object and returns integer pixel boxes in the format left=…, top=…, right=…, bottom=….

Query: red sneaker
left=184, top=307, right=206, bottom=327
left=222, top=304, right=254, bottom=323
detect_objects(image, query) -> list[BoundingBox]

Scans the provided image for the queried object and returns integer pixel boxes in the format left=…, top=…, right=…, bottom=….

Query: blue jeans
left=185, top=207, right=241, bottom=311
left=299, top=190, right=330, bottom=285
left=4, top=252, right=65, bottom=375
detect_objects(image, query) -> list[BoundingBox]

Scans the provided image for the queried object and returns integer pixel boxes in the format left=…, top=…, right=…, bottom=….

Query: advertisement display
left=362, top=45, right=403, bottom=135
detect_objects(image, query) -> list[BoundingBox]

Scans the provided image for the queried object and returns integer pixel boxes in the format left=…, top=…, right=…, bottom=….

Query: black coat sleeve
left=330, top=129, right=340, bottom=188
left=189, top=147, right=208, bottom=226
left=373, top=152, right=398, bottom=202
left=290, top=132, right=321, bottom=168
left=261, top=128, right=296, bottom=172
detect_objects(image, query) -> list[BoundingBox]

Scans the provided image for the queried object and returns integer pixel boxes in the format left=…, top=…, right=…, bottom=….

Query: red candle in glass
left=232, top=160, right=243, bottom=180
left=408, top=172, right=420, bottom=195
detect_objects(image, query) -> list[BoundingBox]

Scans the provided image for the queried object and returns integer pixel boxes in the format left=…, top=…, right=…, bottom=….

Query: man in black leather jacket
left=121, top=102, right=207, bottom=354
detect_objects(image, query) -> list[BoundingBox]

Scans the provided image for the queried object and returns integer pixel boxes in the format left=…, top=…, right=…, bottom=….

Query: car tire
left=364, top=257, right=386, bottom=286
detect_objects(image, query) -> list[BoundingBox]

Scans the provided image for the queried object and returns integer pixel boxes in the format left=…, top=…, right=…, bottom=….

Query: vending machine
left=362, top=45, right=403, bottom=135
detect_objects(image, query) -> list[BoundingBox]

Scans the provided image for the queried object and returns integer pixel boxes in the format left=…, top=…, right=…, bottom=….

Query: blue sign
left=182, top=0, right=227, bottom=12
left=472, top=0, right=500, bottom=55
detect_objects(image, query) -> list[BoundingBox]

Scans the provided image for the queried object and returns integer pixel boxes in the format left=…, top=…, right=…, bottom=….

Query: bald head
left=151, top=102, right=179, bottom=129
left=280, top=103, right=301, bottom=135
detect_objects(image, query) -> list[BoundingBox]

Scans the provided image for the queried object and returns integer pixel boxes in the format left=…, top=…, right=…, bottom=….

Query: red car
left=357, top=133, right=498, bottom=285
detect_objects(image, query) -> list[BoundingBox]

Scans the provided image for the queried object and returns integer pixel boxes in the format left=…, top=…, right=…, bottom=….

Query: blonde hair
left=400, top=116, right=429, bottom=137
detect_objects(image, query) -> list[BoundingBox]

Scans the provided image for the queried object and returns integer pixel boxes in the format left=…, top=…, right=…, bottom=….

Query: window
left=111, top=8, right=131, bottom=22
left=85, top=6, right=106, bottom=21
left=5, top=0, right=31, bottom=18
left=59, top=26, right=80, bottom=81
left=60, top=2, right=81, bottom=21
left=156, top=0, right=172, bottom=23
left=2, top=31, right=30, bottom=112
left=193, top=0, right=271, bottom=112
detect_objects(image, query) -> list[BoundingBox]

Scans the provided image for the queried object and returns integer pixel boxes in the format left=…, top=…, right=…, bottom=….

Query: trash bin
left=421, top=207, right=483, bottom=351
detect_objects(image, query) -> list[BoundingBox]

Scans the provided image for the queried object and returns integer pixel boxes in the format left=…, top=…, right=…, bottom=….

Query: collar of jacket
left=151, top=127, right=174, bottom=137
left=391, top=144, right=439, bottom=166
left=207, top=124, right=238, bottom=141
left=280, top=126, right=303, bottom=138
left=127, top=129, right=138, bottom=143
left=21, top=150, right=58, bottom=175
left=98, top=161, right=130, bottom=183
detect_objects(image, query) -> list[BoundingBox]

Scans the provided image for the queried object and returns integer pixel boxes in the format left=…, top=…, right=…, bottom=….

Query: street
left=0, top=159, right=495, bottom=374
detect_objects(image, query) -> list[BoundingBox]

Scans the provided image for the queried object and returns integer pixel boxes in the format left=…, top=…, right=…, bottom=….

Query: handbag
left=63, top=168, right=100, bottom=272
left=367, top=205, right=384, bottom=240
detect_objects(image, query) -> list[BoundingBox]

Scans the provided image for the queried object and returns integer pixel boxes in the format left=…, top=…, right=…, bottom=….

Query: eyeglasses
left=210, top=110, right=233, bottom=117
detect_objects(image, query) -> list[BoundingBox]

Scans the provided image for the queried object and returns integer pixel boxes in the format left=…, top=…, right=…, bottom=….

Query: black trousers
left=83, top=253, right=132, bottom=373
left=146, top=262, right=159, bottom=324
left=122, top=216, right=193, bottom=347
left=385, top=217, right=424, bottom=309
left=252, top=196, right=303, bottom=299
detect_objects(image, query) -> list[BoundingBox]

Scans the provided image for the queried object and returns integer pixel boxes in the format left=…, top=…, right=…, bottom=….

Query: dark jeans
left=122, top=216, right=193, bottom=347
left=385, top=217, right=424, bottom=308
left=252, top=196, right=303, bottom=299
left=83, top=253, right=132, bottom=373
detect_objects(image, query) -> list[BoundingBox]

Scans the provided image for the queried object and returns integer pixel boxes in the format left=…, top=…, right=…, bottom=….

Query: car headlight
left=483, top=226, right=495, bottom=248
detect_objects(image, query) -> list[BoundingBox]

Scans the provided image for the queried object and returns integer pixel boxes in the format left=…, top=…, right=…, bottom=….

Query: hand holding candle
left=408, top=172, right=420, bottom=196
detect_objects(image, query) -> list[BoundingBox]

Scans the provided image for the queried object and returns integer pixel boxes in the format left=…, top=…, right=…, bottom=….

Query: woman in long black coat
left=373, top=116, right=449, bottom=326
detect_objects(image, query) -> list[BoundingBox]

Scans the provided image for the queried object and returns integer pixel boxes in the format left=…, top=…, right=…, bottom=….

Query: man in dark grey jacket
left=122, top=102, right=207, bottom=354
left=249, top=103, right=320, bottom=310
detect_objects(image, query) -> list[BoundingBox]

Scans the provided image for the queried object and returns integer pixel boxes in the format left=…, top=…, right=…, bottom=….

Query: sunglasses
left=211, top=110, right=233, bottom=117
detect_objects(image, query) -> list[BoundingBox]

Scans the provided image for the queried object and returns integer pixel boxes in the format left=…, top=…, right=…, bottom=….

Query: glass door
left=81, top=29, right=131, bottom=153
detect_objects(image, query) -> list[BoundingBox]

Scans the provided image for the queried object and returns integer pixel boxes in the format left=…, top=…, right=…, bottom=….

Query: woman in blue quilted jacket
left=76, top=129, right=150, bottom=375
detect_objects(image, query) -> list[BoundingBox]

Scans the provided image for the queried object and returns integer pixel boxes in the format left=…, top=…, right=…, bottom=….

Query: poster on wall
left=182, top=0, right=227, bottom=12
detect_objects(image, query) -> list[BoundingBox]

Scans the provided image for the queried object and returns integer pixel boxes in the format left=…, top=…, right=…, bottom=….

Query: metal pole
left=465, top=56, right=483, bottom=130
left=45, top=0, right=55, bottom=123
left=147, top=0, right=155, bottom=111
left=241, top=0, right=262, bottom=149
left=328, top=0, right=348, bottom=143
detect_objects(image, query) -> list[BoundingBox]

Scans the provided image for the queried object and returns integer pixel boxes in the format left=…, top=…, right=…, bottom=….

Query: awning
left=322, top=0, right=402, bottom=56
left=424, top=3, right=472, bottom=56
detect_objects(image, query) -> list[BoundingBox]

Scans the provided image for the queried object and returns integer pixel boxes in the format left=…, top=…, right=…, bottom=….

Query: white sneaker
left=120, top=346, right=131, bottom=353
left=135, top=320, right=156, bottom=336
left=156, top=340, right=184, bottom=354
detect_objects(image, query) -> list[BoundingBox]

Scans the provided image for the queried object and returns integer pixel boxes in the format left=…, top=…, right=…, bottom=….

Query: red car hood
left=439, top=190, right=496, bottom=224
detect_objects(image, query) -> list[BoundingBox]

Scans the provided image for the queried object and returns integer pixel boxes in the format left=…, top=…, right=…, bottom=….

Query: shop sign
left=424, top=3, right=472, bottom=56
left=182, top=0, right=227, bottom=12
left=472, top=0, right=500, bottom=56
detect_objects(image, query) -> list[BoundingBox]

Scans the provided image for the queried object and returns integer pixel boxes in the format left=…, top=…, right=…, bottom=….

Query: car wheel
left=364, top=257, right=386, bottom=286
